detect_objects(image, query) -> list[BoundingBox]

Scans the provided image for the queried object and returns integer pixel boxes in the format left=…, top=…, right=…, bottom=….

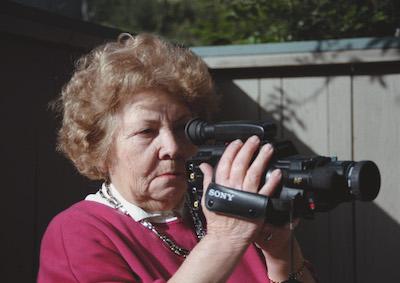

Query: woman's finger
left=215, top=139, right=243, bottom=183
left=199, top=162, right=213, bottom=191
left=242, top=143, right=274, bottom=193
left=229, top=136, right=260, bottom=188
left=258, top=169, right=282, bottom=197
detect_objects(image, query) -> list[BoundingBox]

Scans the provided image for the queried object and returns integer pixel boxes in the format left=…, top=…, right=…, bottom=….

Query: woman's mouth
left=158, top=172, right=183, bottom=178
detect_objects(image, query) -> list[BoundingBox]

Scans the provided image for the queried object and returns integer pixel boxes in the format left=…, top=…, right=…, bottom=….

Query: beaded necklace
left=99, top=183, right=206, bottom=258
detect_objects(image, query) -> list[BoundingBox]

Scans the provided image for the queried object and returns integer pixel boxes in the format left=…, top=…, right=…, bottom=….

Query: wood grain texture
left=353, top=74, right=400, bottom=283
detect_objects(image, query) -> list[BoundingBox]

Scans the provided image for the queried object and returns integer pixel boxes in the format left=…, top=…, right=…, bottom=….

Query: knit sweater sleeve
left=37, top=204, right=167, bottom=283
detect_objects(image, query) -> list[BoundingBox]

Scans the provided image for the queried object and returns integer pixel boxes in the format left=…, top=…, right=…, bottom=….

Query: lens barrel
left=349, top=161, right=381, bottom=201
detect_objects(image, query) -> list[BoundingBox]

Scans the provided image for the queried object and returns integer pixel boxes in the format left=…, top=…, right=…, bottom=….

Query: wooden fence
left=193, top=38, right=400, bottom=283
left=2, top=2, right=399, bottom=282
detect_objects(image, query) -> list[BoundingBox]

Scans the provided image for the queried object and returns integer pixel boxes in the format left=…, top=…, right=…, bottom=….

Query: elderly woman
left=38, top=33, right=316, bottom=283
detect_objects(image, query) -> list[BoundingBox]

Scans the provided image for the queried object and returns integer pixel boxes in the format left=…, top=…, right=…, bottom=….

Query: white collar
left=85, top=183, right=183, bottom=223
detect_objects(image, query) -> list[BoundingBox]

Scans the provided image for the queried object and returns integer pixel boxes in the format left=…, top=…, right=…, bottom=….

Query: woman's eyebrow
left=174, top=115, right=191, bottom=123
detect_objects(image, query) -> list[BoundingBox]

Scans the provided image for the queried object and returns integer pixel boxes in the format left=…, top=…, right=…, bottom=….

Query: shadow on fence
left=214, top=79, right=400, bottom=283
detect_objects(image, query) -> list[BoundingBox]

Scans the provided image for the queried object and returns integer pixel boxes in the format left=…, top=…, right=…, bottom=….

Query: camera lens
left=348, top=161, right=381, bottom=201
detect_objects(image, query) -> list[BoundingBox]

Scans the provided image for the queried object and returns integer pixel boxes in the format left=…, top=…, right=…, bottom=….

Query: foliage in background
left=85, top=0, right=400, bottom=46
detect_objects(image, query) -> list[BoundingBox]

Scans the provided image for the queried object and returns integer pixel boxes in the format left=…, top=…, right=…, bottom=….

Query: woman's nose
left=158, top=130, right=180, bottom=160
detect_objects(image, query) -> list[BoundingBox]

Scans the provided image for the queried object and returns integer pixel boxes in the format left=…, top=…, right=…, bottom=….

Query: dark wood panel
left=1, top=33, right=47, bottom=283
left=0, top=31, right=99, bottom=282
left=355, top=202, right=400, bottom=282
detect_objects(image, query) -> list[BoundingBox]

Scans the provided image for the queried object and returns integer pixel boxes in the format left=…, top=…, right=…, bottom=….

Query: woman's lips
left=158, top=172, right=183, bottom=178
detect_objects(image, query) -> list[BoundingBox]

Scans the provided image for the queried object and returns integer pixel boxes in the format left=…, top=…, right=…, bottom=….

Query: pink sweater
left=38, top=201, right=269, bottom=283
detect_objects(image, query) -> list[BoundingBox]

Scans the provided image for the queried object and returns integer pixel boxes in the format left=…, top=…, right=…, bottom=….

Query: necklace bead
left=99, top=183, right=205, bottom=258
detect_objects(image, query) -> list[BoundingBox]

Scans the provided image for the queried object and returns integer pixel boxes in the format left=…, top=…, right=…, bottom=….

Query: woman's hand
left=255, top=219, right=300, bottom=257
left=199, top=136, right=282, bottom=247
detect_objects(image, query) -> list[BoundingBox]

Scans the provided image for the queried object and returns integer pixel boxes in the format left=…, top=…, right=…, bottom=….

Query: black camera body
left=186, top=118, right=381, bottom=225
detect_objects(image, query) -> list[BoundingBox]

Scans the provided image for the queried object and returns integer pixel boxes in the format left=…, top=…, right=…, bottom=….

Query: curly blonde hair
left=56, top=33, right=216, bottom=180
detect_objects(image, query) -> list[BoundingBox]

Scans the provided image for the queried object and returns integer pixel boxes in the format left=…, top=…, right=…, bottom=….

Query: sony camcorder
left=185, top=118, right=381, bottom=225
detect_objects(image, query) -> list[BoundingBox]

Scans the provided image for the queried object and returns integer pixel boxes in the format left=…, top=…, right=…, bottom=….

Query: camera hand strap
left=205, top=182, right=272, bottom=220
left=283, top=199, right=303, bottom=283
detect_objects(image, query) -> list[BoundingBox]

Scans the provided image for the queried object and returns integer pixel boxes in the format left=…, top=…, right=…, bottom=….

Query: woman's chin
left=153, top=175, right=187, bottom=190
left=148, top=182, right=187, bottom=210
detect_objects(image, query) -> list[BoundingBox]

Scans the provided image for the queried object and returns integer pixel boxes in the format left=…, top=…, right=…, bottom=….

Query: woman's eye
left=139, top=128, right=155, bottom=135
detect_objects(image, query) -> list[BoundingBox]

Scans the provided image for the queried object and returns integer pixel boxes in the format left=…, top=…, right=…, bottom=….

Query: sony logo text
left=208, top=189, right=235, bottom=201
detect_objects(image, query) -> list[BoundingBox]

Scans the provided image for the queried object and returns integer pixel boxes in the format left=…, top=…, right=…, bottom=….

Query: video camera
left=185, top=118, right=381, bottom=225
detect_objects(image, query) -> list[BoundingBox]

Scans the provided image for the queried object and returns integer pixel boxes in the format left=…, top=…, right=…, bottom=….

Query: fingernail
left=249, top=135, right=260, bottom=144
left=263, top=143, right=273, bottom=152
left=272, top=169, right=282, bottom=178
left=233, top=139, right=243, bottom=145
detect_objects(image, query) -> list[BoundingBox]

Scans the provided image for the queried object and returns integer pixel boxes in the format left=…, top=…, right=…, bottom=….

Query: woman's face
left=108, top=90, right=197, bottom=211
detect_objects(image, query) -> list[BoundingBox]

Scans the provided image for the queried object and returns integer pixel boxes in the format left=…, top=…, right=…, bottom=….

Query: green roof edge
left=191, top=37, right=400, bottom=57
